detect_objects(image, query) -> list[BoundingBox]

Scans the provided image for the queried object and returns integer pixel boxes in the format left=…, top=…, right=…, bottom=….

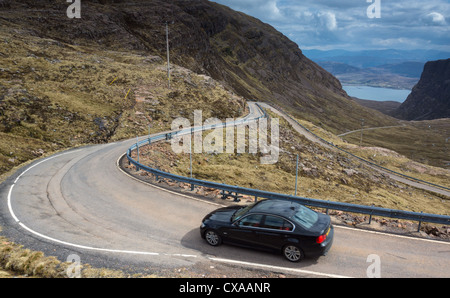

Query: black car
left=200, top=199, right=333, bottom=262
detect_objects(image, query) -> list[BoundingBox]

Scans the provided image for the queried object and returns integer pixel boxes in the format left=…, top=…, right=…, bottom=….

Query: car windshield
left=290, top=205, right=319, bottom=229
left=231, top=203, right=256, bottom=222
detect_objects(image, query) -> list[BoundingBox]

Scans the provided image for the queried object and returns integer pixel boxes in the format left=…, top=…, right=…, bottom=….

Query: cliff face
left=393, top=59, right=450, bottom=120
left=0, top=0, right=396, bottom=132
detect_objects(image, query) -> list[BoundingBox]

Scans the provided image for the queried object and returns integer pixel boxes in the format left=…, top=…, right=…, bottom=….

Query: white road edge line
left=208, top=257, right=352, bottom=278
left=335, top=225, right=450, bottom=245
left=6, top=149, right=197, bottom=259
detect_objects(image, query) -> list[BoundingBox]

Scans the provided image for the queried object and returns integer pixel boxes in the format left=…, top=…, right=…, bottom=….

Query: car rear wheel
left=283, top=244, right=304, bottom=262
left=205, top=230, right=222, bottom=246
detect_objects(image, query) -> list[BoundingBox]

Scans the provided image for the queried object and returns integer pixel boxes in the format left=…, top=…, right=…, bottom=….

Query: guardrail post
left=136, top=136, right=140, bottom=171
left=417, top=211, right=423, bottom=232
left=234, top=192, right=241, bottom=202
left=369, top=205, right=374, bottom=224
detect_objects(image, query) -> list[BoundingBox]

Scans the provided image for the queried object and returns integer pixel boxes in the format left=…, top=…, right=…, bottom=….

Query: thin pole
left=148, top=124, right=151, bottom=144
left=190, top=130, right=194, bottom=191
left=136, top=136, right=140, bottom=171
left=190, top=147, right=193, bottom=178
left=295, top=154, right=299, bottom=196
left=360, top=118, right=364, bottom=147
left=190, top=130, right=193, bottom=178
left=166, top=22, right=171, bottom=89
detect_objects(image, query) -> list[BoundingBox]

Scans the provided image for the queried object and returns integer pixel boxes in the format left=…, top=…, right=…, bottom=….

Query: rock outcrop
left=393, top=59, right=450, bottom=120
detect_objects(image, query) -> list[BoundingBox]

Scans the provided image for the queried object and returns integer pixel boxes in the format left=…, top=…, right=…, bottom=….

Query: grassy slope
left=135, top=110, right=450, bottom=216
left=0, top=23, right=245, bottom=178
left=339, top=119, right=450, bottom=170
left=297, top=117, right=450, bottom=187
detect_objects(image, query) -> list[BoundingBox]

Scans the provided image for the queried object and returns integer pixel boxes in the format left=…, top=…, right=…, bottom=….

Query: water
left=342, top=85, right=411, bottom=102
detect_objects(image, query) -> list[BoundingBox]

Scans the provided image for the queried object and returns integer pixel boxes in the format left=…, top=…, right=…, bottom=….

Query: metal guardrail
left=266, top=102, right=450, bottom=192
left=125, top=103, right=450, bottom=228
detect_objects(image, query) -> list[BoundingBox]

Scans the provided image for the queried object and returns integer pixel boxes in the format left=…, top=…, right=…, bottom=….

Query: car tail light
left=316, top=234, right=327, bottom=244
left=316, top=226, right=331, bottom=244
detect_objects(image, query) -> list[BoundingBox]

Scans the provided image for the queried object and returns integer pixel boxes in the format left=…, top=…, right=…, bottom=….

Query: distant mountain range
left=303, top=49, right=450, bottom=89
left=303, top=49, right=450, bottom=68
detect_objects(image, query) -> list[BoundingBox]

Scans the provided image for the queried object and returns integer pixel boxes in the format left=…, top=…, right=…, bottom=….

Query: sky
left=211, top=0, right=450, bottom=52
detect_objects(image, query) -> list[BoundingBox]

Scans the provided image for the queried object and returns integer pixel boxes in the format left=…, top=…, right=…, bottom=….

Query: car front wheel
left=205, top=230, right=222, bottom=246
left=283, top=244, right=304, bottom=262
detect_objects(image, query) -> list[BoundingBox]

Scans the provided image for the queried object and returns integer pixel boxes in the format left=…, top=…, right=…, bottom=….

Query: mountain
left=0, top=0, right=398, bottom=134
left=0, top=0, right=405, bottom=175
left=0, top=2, right=448, bottom=181
left=392, top=59, right=450, bottom=120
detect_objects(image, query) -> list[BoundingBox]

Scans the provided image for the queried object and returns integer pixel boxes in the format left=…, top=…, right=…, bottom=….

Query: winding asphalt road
left=1, top=102, right=449, bottom=278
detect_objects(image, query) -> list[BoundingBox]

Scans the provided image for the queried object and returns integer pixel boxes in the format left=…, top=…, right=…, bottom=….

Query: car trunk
left=309, top=212, right=331, bottom=236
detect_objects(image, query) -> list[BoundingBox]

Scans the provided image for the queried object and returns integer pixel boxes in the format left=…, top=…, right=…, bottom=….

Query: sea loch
left=343, top=85, right=411, bottom=102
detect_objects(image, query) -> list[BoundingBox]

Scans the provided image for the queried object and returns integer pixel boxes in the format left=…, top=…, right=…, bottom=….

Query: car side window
left=263, top=215, right=293, bottom=231
left=237, top=214, right=264, bottom=228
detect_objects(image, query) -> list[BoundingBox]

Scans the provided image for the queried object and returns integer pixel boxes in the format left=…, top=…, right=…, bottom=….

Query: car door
left=224, top=214, right=264, bottom=247
left=254, top=215, right=294, bottom=250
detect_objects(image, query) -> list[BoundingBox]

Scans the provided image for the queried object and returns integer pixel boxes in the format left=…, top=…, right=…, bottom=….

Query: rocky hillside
left=393, top=59, right=450, bottom=120
left=0, top=1, right=249, bottom=176
left=12, top=0, right=449, bottom=176
left=0, top=0, right=397, bottom=134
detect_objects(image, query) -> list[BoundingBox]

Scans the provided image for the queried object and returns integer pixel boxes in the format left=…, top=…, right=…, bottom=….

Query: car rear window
left=263, top=215, right=293, bottom=231
left=291, top=205, right=319, bottom=229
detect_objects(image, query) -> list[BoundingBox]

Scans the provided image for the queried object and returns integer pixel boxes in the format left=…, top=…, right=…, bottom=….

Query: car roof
left=249, top=199, right=303, bottom=218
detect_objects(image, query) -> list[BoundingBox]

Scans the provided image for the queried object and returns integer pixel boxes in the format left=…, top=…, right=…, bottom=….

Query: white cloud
left=215, top=0, right=282, bottom=20
left=317, top=12, right=337, bottom=31
left=423, top=12, right=447, bottom=26
left=213, top=0, right=450, bottom=51
left=264, top=0, right=282, bottom=20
